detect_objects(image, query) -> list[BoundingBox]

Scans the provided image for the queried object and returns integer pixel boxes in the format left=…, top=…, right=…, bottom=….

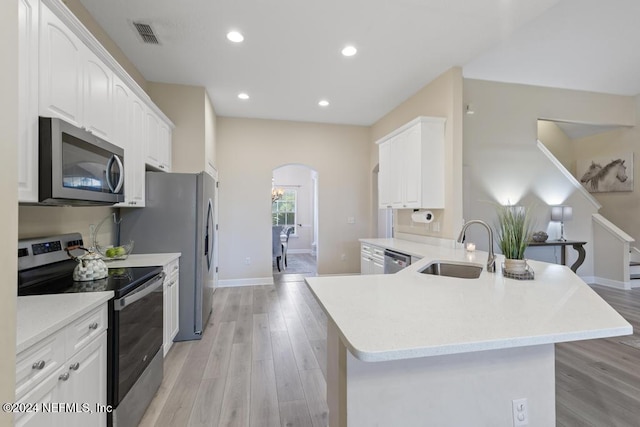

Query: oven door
left=110, top=272, right=164, bottom=406
left=39, top=116, right=125, bottom=205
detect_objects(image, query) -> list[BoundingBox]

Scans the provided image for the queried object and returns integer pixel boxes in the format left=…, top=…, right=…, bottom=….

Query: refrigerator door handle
left=205, top=198, right=213, bottom=269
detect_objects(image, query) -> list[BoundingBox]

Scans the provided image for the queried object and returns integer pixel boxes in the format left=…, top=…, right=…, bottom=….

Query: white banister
left=592, top=213, right=635, bottom=289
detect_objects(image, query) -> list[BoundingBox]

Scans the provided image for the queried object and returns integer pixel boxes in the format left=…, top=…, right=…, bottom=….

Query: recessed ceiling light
left=341, top=45, right=357, bottom=57
left=238, top=93, right=249, bottom=100
left=318, top=100, right=330, bottom=107
left=227, top=31, right=244, bottom=43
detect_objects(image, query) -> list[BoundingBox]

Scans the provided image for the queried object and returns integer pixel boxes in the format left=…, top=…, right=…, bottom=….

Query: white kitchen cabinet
left=114, top=81, right=145, bottom=207
left=163, top=258, right=180, bottom=356
left=377, top=116, right=446, bottom=209
left=39, top=4, right=84, bottom=128
left=158, top=121, right=172, bottom=171
left=83, top=50, right=113, bottom=142
left=361, top=244, right=385, bottom=275
left=18, top=0, right=39, bottom=203
left=15, top=304, right=108, bottom=427
left=145, top=110, right=172, bottom=172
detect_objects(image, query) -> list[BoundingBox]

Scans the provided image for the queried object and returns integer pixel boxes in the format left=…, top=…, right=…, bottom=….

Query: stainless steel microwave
left=39, top=117, right=125, bottom=205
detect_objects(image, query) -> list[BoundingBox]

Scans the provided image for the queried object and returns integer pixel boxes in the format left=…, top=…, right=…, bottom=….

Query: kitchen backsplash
left=395, top=209, right=444, bottom=238
left=19, top=206, right=116, bottom=247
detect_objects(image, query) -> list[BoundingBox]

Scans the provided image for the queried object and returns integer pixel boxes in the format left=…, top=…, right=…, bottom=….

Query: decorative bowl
left=531, top=231, right=549, bottom=243
left=95, top=240, right=134, bottom=261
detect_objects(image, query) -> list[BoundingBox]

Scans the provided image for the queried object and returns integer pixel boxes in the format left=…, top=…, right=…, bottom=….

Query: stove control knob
left=58, top=372, right=70, bottom=381
left=32, top=360, right=45, bottom=370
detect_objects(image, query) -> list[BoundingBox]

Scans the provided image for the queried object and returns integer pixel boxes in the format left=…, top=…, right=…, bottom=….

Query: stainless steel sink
left=419, top=261, right=483, bottom=279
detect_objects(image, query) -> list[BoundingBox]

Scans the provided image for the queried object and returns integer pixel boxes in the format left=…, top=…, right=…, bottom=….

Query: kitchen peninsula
left=305, top=242, right=632, bottom=426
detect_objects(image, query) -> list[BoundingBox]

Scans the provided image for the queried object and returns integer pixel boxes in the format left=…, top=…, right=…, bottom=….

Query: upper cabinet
left=377, top=116, right=446, bottom=209
left=18, top=0, right=40, bottom=203
left=39, top=4, right=84, bottom=129
left=19, top=0, right=174, bottom=204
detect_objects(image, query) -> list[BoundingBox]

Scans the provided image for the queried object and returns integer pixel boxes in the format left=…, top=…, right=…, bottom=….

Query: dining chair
left=272, top=225, right=284, bottom=271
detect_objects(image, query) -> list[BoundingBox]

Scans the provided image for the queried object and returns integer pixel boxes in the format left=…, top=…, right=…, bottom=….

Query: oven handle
left=114, top=272, right=165, bottom=311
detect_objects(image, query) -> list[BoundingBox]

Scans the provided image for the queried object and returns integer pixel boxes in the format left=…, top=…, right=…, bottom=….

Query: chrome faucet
left=457, top=220, right=496, bottom=273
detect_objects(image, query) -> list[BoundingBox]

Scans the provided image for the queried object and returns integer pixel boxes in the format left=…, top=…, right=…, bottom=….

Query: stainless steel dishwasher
left=383, top=249, right=411, bottom=273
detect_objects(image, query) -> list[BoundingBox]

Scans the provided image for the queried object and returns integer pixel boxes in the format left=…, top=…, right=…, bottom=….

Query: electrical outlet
left=347, top=216, right=355, bottom=224
left=512, top=398, right=529, bottom=426
left=341, top=254, right=346, bottom=261
left=244, top=257, right=251, bottom=265
left=432, top=221, right=440, bottom=232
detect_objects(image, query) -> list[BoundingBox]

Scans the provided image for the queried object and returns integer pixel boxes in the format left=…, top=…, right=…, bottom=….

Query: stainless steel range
left=18, top=233, right=165, bottom=427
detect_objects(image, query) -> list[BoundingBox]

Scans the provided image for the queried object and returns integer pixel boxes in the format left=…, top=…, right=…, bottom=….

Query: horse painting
left=579, top=157, right=632, bottom=192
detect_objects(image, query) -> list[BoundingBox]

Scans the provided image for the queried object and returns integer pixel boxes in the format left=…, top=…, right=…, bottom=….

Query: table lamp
left=551, top=206, right=572, bottom=241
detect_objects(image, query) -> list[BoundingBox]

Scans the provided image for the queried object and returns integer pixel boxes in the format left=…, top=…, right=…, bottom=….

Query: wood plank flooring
left=140, top=277, right=640, bottom=427
left=139, top=273, right=327, bottom=427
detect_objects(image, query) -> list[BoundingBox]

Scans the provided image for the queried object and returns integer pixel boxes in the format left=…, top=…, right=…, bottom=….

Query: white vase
left=504, top=258, right=527, bottom=274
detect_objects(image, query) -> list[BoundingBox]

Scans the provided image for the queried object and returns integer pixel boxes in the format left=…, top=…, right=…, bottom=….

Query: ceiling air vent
left=133, top=22, right=160, bottom=45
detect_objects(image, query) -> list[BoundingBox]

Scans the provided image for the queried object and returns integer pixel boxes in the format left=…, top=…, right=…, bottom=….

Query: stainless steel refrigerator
left=120, top=171, right=215, bottom=341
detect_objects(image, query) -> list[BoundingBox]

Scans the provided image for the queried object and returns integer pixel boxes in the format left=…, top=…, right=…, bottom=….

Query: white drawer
left=165, top=258, right=179, bottom=275
left=66, top=305, right=107, bottom=357
left=372, top=247, right=385, bottom=258
left=15, top=329, right=65, bottom=400
left=361, top=244, right=372, bottom=255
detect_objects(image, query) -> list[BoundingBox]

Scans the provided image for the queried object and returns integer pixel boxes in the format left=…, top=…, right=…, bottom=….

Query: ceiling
left=78, top=0, right=640, bottom=126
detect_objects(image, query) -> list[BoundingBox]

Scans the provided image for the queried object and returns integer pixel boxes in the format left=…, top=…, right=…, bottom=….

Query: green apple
left=114, top=246, right=127, bottom=256
left=105, top=247, right=117, bottom=258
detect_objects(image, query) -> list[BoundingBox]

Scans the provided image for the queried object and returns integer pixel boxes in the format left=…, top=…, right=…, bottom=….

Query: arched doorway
left=271, top=164, right=318, bottom=276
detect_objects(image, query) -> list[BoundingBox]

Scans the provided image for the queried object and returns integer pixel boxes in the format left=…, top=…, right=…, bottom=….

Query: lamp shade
left=550, top=206, right=572, bottom=222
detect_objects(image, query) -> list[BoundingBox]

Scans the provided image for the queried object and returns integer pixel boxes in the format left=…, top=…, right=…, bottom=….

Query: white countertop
left=105, top=253, right=181, bottom=268
left=17, top=292, right=113, bottom=354
left=307, top=240, right=632, bottom=362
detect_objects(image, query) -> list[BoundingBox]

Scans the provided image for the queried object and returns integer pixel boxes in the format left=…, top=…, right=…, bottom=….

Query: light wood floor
left=556, top=284, right=640, bottom=427
left=140, top=279, right=640, bottom=427
left=139, top=273, right=328, bottom=427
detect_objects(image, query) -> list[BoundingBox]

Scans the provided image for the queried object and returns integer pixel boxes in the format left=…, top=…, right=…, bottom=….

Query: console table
left=527, top=240, right=587, bottom=273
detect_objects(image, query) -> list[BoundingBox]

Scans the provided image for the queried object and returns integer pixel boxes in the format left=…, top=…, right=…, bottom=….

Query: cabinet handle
left=387, top=205, right=392, bottom=208
left=169, top=280, right=176, bottom=287
left=173, top=265, right=178, bottom=271
left=58, top=372, right=70, bottom=381
left=32, top=360, right=45, bottom=370
left=69, top=362, right=80, bottom=371
left=89, top=322, right=99, bottom=330
left=159, top=165, right=165, bottom=169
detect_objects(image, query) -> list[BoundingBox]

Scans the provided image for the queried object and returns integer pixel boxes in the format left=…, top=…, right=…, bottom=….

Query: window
left=272, top=188, right=296, bottom=233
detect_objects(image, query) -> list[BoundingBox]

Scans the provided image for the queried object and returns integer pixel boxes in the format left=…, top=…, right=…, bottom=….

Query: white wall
left=272, top=165, right=314, bottom=252
left=463, top=79, right=636, bottom=278
left=569, top=118, right=640, bottom=245
left=217, top=117, right=371, bottom=282
left=370, top=67, right=464, bottom=240
left=1, top=0, right=18, bottom=420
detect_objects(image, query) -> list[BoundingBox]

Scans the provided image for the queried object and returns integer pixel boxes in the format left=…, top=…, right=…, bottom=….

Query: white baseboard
left=287, top=249, right=313, bottom=255
left=218, top=277, right=274, bottom=287
left=586, top=276, right=631, bottom=290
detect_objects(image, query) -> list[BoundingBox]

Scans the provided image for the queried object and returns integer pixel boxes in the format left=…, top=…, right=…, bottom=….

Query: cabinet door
left=39, top=4, right=84, bottom=127
left=372, top=258, right=385, bottom=275
left=378, top=141, right=392, bottom=209
left=15, top=366, right=65, bottom=427
left=145, top=111, right=160, bottom=168
left=402, top=124, right=422, bottom=208
left=158, top=122, right=171, bottom=171
left=129, top=97, right=146, bottom=206
left=61, top=332, right=107, bottom=427
left=169, top=271, right=179, bottom=342
left=163, top=277, right=170, bottom=356
left=388, top=134, right=404, bottom=207
left=18, top=0, right=39, bottom=203
left=83, top=50, right=112, bottom=141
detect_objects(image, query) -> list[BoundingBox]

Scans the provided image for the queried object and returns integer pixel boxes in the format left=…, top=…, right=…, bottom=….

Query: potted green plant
left=495, top=205, right=535, bottom=274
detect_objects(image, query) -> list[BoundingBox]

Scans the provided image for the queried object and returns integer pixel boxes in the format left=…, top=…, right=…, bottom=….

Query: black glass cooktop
left=18, top=260, right=163, bottom=299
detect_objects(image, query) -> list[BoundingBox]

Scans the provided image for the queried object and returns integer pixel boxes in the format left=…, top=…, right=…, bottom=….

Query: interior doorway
left=271, top=164, right=318, bottom=276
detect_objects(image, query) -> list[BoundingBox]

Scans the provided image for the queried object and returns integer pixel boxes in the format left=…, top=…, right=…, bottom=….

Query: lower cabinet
left=361, top=244, right=385, bottom=275
left=163, top=258, right=180, bottom=356
left=15, top=305, right=107, bottom=427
